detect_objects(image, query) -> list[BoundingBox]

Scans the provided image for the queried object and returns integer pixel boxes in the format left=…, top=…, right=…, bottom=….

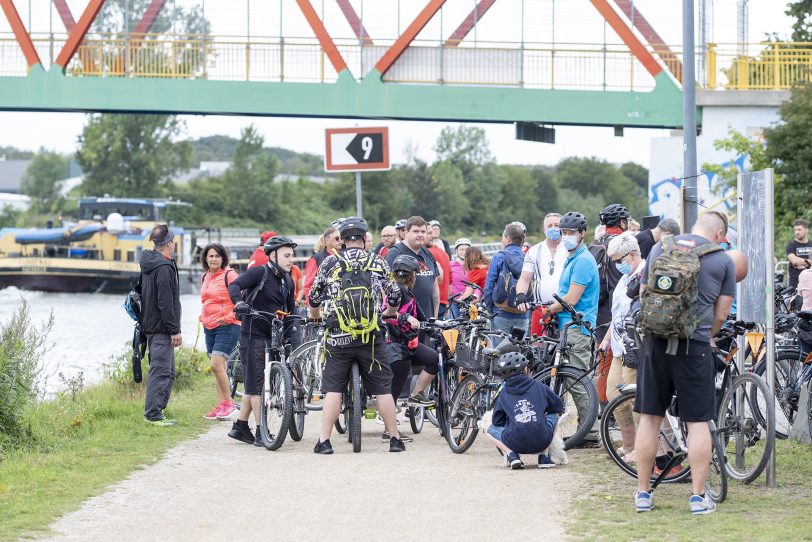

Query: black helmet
left=392, top=254, right=420, bottom=277
left=559, top=212, right=588, bottom=231
left=338, top=216, right=369, bottom=240
left=599, top=204, right=631, bottom=226
left=263, top=235, right=297, bottom=255
left=494, top=352, right=529, bottom=379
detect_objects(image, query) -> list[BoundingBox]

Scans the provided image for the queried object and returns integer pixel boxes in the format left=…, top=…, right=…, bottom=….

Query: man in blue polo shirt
left=545, top=211, right=601, bottom=447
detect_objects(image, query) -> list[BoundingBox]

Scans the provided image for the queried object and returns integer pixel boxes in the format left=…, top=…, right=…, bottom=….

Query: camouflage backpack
left=639, top=236, right=722, bottom=354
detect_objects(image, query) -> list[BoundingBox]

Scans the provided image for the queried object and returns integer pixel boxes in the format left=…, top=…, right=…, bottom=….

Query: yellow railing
left=3, top=33, right=810, bottom=91
left=707, top=42, right=812, bottom=90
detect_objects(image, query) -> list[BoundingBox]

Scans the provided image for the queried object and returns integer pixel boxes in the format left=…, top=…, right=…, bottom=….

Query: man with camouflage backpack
left=308, top=217, right=406, bottom=454
left=633, top=211, right=735, bottom=515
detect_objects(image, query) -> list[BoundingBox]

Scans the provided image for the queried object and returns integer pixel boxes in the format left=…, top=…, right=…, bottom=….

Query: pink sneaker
left=203, top=403, right=222, bottom=420
left=217, top=400, right=237, bottom=420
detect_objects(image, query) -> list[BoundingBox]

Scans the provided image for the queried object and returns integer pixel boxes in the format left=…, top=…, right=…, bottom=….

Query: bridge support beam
left=55, top=0, right=107, bottom=70
left=0, top=0, right=41, bottom=67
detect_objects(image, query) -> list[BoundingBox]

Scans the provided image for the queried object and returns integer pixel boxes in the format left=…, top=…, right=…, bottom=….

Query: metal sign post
left=764, top=168, right=776, bottom=488
left=355, top=171, right=363, bottom=217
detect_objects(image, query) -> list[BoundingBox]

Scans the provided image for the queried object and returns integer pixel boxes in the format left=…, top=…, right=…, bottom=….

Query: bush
left=0, top=299, right=52, bottom=445
left=104, top=345, right=206, bottom=391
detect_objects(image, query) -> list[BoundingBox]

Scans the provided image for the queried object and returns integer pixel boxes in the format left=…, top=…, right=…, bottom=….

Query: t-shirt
left=429, top=245, right=451, bottom=305
left=636, top=229, right=656, bottom=260
left=522, top=241, right=568, bottom=304
left=558, top=244, right=600, bottom=336
left=386, top=243, right=440, bottom=317
left=450, top=260, right=467, bottom=297
left=786, top=239, right=812, bottom=288
left=643, top=233, right=736, bottom=343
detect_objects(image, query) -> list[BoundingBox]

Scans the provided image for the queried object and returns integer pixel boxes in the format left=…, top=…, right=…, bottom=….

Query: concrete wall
left=648, top=90, right=788, bottom=224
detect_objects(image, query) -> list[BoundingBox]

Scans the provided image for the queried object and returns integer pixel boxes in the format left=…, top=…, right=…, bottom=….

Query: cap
left=260, top=230, right=278, bottom=243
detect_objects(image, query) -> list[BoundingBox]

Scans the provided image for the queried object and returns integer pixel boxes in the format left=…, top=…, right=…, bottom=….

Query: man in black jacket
left=140, top=225, right=182, bottom=426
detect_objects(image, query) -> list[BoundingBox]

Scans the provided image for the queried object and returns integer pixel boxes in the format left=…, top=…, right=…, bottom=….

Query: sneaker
left=689, top=494, right=716, bottom=515
left=381, top=431, right=413, bottom=443
left=203, top=403, right=223, bottom=420
left=407, top=393, right=435, bottom=407
left=314, top=439, right=334, bottom=455
left=227, top=421, right=254, bottom=444
left=635, top=490, right=654, bottom=512
left=254, top=426, right=265, bottom=447
left=537, top=454, right=556, bottom=469
left=570, top=439, right=601, bottom=449
left=375, top=414, right=400, bottom=426
left=389, top=437, right=406, bottom=452
left=653, top=464, right=684, bottom=478
left=144, top=417, right=177, bottom=427
left=506, top=451, right=524, bottom=470
left=217, top=401, right=237, bottom=420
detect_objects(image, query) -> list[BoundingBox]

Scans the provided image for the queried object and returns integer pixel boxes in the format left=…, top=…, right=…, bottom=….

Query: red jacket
left=200, top=267, right=240, bottom=329
left=429, top=245, right=451, bottom=305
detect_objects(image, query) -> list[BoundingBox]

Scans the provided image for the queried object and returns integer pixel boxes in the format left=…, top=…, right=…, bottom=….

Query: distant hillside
left=0, top=146, right=35, bottom=160
left=193, top=135, right=324, bottom=176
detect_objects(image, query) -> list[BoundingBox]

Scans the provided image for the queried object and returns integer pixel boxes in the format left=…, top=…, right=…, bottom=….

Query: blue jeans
left=491, top=314, right=529, bottom=336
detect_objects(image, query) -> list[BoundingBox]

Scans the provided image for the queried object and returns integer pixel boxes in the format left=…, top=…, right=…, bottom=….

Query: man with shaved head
left=374, top=225, right=397, bottom=259
left=632, top=210, right=735, bottom=515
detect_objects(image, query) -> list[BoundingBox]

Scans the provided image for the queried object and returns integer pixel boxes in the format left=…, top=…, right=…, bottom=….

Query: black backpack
left=588, top=235, right=616, bottom=306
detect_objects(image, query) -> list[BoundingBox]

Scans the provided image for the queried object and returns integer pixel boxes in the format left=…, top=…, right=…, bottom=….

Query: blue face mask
left=562, top=235, right=579, bottom=251
left=545, top=227, right=561, bottom=241
left=720, top=242, right=730, bottom=251
left=616, top=261, right=633, bottom=275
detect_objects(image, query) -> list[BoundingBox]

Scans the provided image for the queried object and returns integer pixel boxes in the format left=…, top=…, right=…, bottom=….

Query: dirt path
left=43, top=413, right=580, bottom=541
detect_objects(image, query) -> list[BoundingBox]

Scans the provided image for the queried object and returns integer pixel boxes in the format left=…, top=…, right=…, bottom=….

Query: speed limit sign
left=324, top=127, right=390, bottom=172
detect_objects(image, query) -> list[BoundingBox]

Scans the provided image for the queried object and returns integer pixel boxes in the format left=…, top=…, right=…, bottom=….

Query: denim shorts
left=204, top=324, right=240, bottom=358
left=487, top=424, right=505, bottom=441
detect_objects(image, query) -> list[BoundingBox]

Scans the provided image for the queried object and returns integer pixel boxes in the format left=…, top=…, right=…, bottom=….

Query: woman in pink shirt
left=199, top=243, right=241, bottom=420
left=449, top=238, right=471, bottom=318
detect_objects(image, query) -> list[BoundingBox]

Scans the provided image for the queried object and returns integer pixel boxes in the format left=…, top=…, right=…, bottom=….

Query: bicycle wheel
left=534, top=366, right=598, bottom=450
left=600, top=389, right=691, bottom=483
left=259, top=362, right=292, bottom=451
left=290, top=340, right=324, bottom=412
left=807, top=379, right=812, bottom=442
left=425, top=377, right=440, bottom=427
left=409, top=406, right=425, bottom=434
left=717, top=372, right=775, bottom=483
left=227, top=345, right=243, bottom=401
left=753, top=350, right=799, bottom=438
left=349, top=363, right=363, bottom=453
left=446, top=374, right=483, bottom=454
left=705, top=420, right=728, bottom=503
left=288, top=360, right=307, bottom=442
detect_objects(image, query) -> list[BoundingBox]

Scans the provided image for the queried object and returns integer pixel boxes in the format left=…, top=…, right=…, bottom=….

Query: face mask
left=616, top=261, right=633, bottom=275
left=562, top=235, right=579, bottom=251
left=545, top=227, right=561, bottom=241
left=720, top=242, right=730, bottom=251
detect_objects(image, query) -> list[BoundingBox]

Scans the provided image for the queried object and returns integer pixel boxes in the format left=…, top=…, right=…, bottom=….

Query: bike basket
left=454, top=343, right=484, bottom=372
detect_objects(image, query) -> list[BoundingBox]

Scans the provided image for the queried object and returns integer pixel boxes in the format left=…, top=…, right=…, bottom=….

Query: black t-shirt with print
left=385, top=243, right=439, bottom=317
left=786, top=240, right=812, bottom=287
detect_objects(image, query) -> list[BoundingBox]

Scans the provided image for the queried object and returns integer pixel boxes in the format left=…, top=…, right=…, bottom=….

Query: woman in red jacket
left=200, top=243, right=241, bottom=420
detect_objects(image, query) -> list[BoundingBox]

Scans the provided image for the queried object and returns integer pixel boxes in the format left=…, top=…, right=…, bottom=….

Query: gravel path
left=43, top=413, right=580, bottom=541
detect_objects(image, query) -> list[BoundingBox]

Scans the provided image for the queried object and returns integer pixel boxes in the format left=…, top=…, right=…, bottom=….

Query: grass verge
left=567, top=440, right=812, bottom=541
left=0, top=361, right=217, bottom=542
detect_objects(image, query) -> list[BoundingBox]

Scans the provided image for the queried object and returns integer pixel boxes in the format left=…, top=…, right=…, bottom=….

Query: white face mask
left=562, top=235, right=580, bottom=251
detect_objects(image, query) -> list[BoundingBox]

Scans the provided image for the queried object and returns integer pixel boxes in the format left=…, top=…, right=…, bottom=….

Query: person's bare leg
left=319, top=392, right=341, bottom=442
left=250, top=395, right=261, bottom=426
left=411, top=371, right=434, bottom=395
left=376, top=393, right=400, bottom=439
left=686, top=421, right=712, bottom=495
left=237, top=395, right=253, bottom=422
left=210, top=354, right=230, bottom=404
left=634, top=414, right=664, bottom=493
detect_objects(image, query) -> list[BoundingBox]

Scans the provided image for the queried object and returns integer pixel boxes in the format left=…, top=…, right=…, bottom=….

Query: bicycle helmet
left=394, top=219, right=407, bottom=230
left=599, top=204, right=631, bottom=226
left=330, top=217, right=346, bottom=229
left=494, top=351, right=529, bottom=379
left=559, top=212, right=588, bottom=231
left=392, top=254, right=421, bottom=277
left=454, top=237, right=472, bottom=249
left=429, top=220, right=441, bottom=228
left=338, top=216, right=369, bottom=241
left=263, top=235, right=298, bottom=255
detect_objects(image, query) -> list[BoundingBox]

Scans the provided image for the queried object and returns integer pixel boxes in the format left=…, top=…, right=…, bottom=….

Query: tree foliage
left=76, top=114, right=192, bottom=198
left=702, top=127, right=771, bottom=193
left=787, top=0, right=812, bottom=42
left=20, top=151, right=69, bottom=212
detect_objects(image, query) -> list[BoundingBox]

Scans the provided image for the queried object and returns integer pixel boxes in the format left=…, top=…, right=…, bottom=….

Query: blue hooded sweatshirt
left=492, top=374, right=565, bottom=454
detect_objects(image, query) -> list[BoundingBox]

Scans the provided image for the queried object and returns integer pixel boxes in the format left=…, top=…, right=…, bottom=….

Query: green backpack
left=639, top=236, right=722, bottom=354
left=331, top=251, right=381, bottom=343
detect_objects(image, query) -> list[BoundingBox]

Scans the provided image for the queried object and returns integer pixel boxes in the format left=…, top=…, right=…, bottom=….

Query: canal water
left=0, top=287, right=205, bottom=394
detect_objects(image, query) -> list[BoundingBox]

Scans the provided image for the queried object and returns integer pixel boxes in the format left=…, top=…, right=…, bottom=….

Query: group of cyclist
left=189, top=198, right=768, bottom=515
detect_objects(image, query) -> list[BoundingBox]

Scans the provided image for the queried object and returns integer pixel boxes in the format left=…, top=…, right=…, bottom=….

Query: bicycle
left=227, top=344, right=243, bottom=402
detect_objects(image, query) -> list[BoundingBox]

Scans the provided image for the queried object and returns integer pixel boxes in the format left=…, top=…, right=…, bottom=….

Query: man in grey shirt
left=632, top=211, right=735, bottom=515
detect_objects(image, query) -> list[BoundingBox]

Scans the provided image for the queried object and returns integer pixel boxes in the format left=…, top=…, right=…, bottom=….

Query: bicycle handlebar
left=552, top=294, right=590, bottom=330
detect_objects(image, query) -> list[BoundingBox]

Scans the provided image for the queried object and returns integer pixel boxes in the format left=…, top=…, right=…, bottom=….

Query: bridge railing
left=706, top=42, right=812, bottom=90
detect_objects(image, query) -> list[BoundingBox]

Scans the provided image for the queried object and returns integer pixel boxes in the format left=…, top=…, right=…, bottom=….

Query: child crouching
left=481, top=352, right=566, bottom=469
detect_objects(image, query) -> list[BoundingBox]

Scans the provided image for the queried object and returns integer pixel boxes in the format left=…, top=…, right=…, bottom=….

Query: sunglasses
left=611, top=252, right=631, bottom=264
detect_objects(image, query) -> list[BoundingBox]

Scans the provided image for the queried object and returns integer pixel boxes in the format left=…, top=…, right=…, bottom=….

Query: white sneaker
left=689, top=494, right=716, bottom=515
left=375, top=414, right=400, bottom=426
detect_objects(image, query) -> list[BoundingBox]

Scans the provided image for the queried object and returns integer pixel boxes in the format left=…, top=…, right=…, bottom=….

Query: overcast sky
left=0, top=0, right=792, bottom=168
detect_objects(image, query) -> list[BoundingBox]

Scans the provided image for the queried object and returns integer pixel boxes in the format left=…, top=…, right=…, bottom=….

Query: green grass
left=0, top=367, right=217, bottom=542
left=567, top=440, right=812, bottom=541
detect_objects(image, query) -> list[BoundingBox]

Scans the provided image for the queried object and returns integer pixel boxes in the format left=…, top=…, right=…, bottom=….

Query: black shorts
left=634, top=337, right=715, bottom=422
left=322, top=335, right=393, bottom=396
left=240, top=335, right=270, bottom=396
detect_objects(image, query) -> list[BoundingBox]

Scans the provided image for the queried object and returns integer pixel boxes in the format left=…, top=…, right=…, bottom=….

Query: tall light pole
left=682, top=0, right=698, bottom=230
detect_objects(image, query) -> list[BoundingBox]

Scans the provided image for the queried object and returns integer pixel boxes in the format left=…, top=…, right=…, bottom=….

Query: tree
left=76, top=114, right=192, bottom=197
left=0, top=146, right=34, bottom=160
left=702, top=127, right=771, bottom=192
left=498, top=166, right=542, bottom=233
left=20, top=150, right=69, bottom=212
left=434, top=125, right=494, bottom=178
left=432, top=161, right=469, bottom=232
left=619, top=162, right=649, bottom=192
left=220, top=125, right=279, bottom=224
left=93, top=0, right=208, bottom=36
left=787, top=0, right=812, bottom=42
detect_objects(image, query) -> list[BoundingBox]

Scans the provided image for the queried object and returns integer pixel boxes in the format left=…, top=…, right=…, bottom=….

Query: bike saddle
left=797, top=310, right=812, bottom=320
left=481, top=347, right=500, bottom=357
